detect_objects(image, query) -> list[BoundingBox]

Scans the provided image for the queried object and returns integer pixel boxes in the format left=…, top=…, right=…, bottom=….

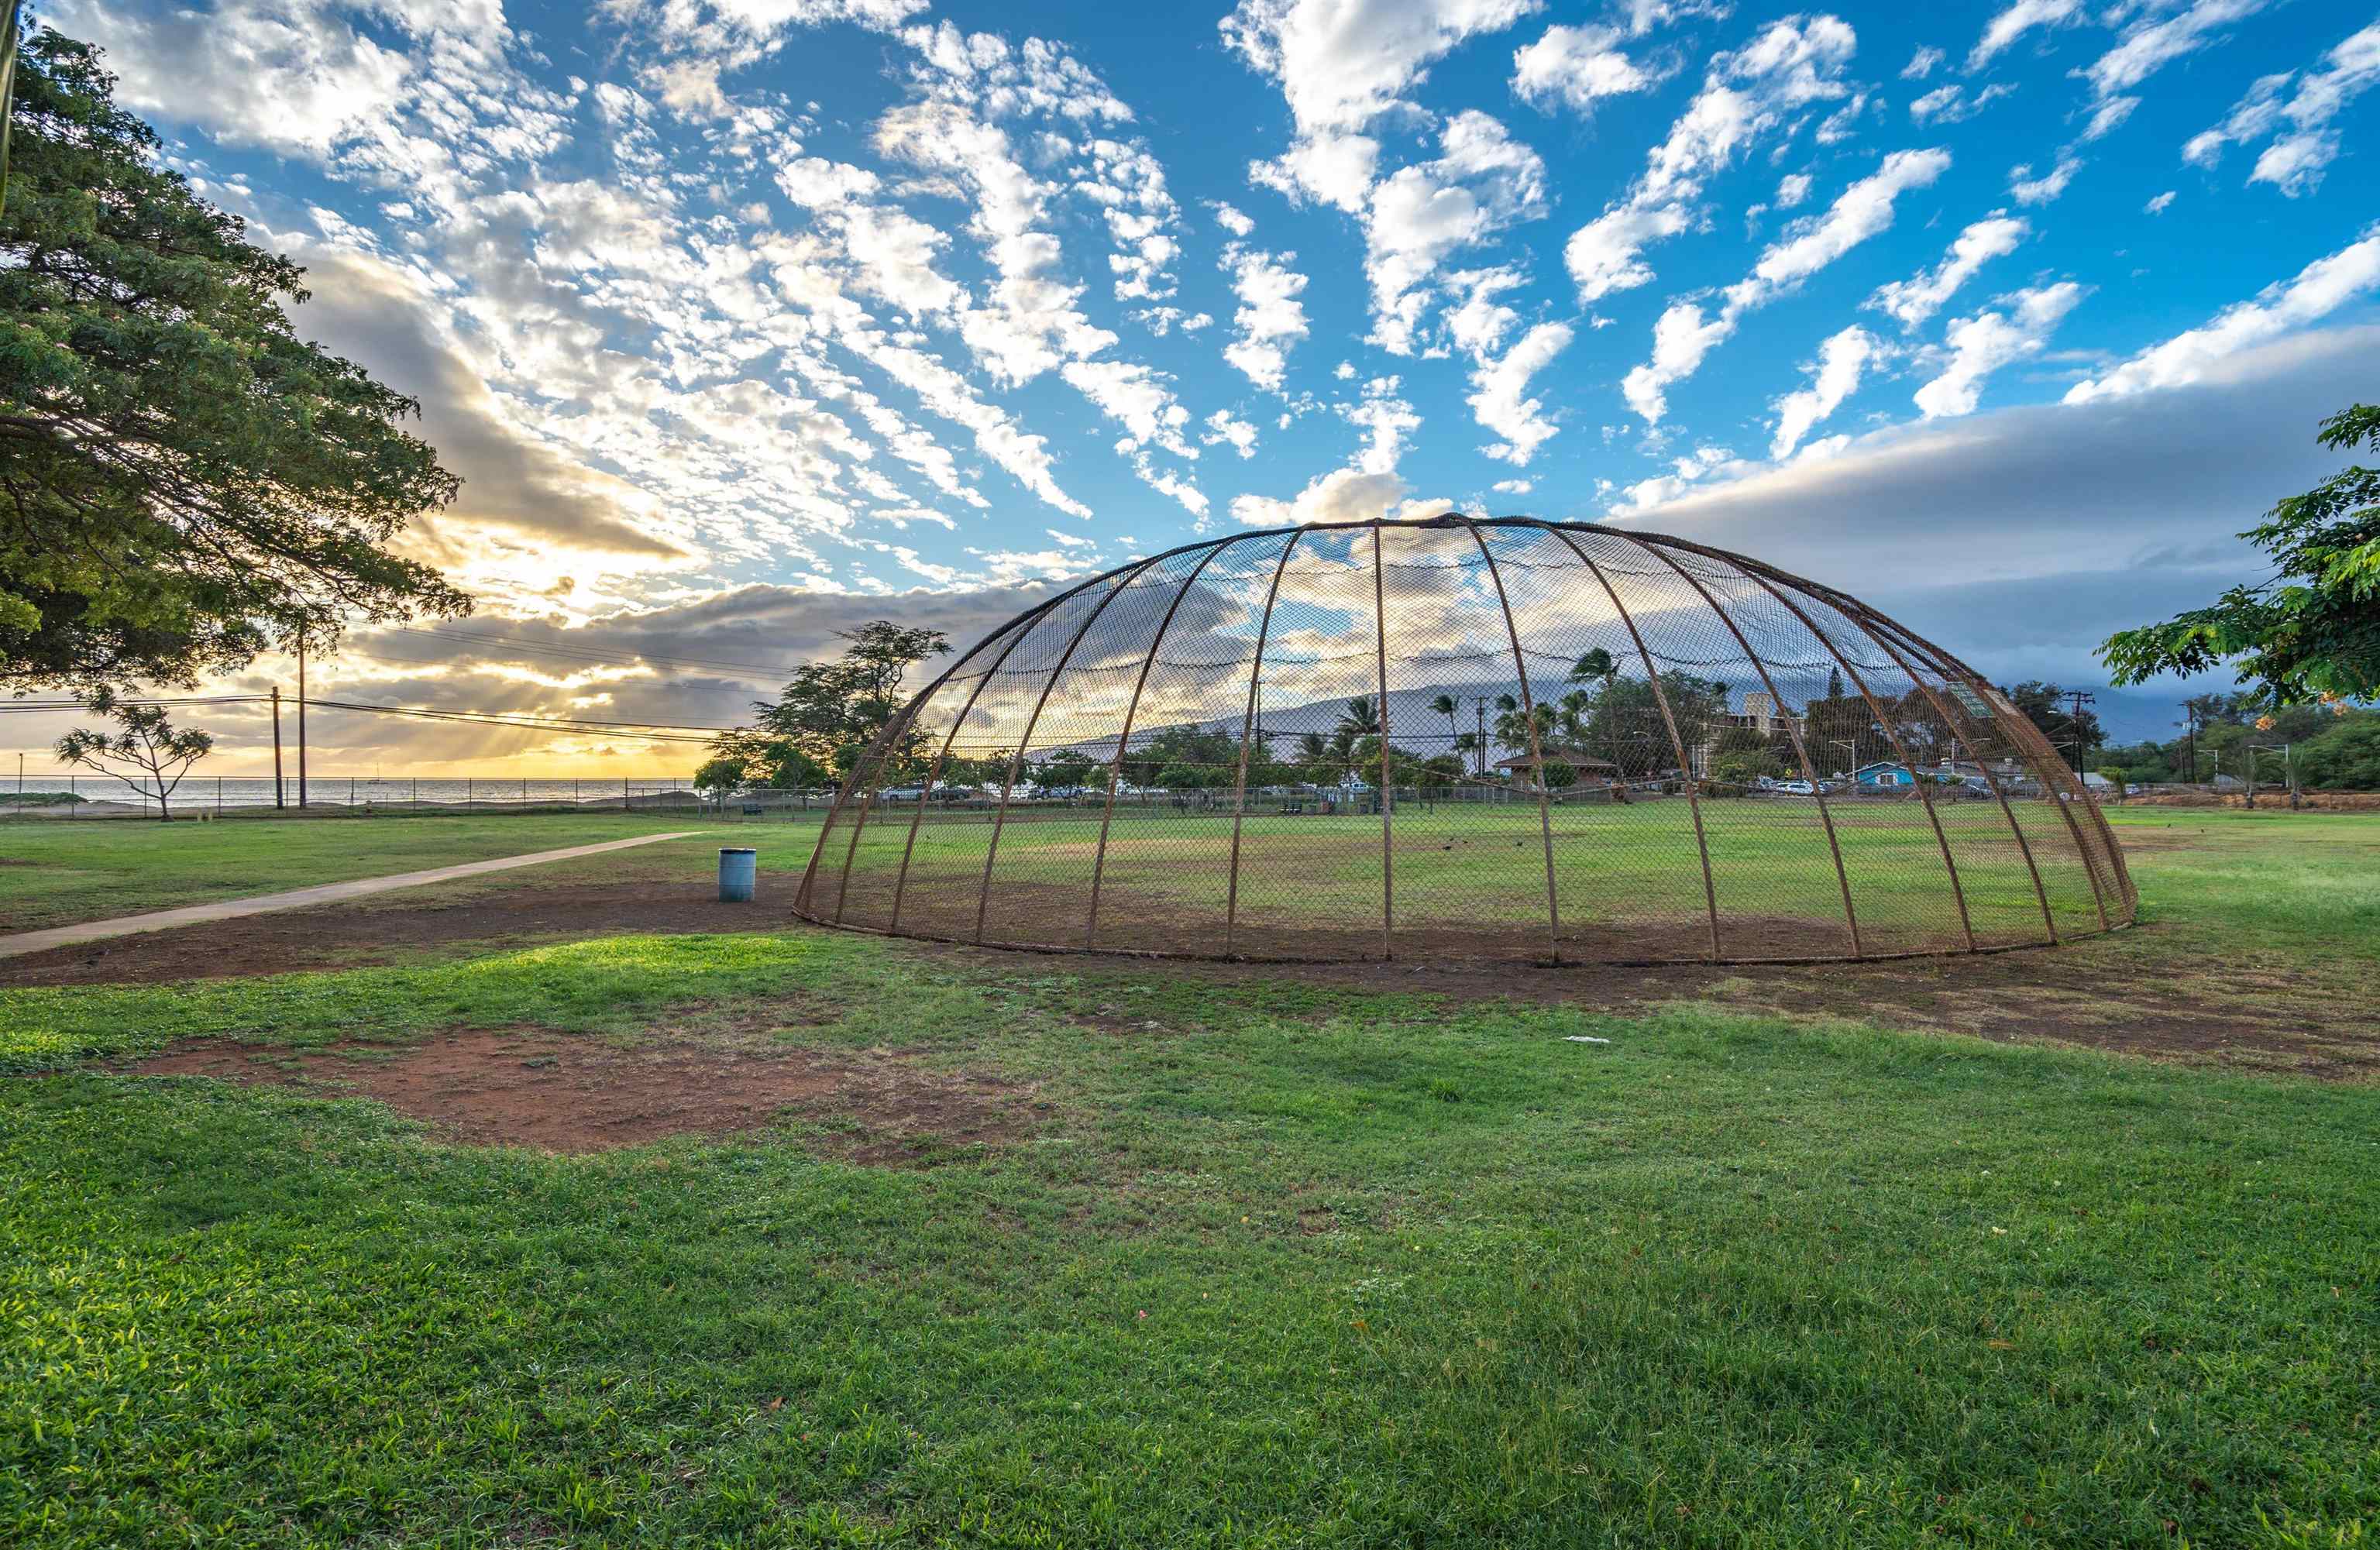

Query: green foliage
left=53, top=689, right=211, bottom=820
left=2103, top=404, right=2380, bottom=704
left=691, top=754, right=748, bottom=800
left=0, top=30, right=466, bottom=689
left=1998, top=681, right=2106, bottom=757
left=1710, top=749, right=1786, bottom=786
left=2293, top=710, right=2380, bottom=789
left=716, top=621, right=950, bottom=788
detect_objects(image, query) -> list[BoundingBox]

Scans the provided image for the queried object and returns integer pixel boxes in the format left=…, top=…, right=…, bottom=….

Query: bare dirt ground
left=119, top=1026, right=1040, bottom=1159
left=12, top=876, right=2372, bottom=1081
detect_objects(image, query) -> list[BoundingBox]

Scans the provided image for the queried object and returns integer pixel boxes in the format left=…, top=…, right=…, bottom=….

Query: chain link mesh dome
left=796, top=515, right=2134, bottom=964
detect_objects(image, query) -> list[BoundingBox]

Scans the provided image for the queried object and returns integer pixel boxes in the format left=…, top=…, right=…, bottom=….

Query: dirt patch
left=2, top=879, right=765, bottom=987
left=117, top=1028, right=1040, bottom=1159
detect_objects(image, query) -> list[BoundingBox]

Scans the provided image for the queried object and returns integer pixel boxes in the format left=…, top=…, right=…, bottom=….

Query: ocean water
left=0, top=775, right=815, bottom=814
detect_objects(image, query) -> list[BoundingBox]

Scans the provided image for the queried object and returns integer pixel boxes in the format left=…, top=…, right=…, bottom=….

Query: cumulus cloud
left=1512, top=23, right=1659, bottom=114
left=1866, top=214, right=2028, bottom=329
left=2008, top=155, right=2080, bottom=205
left=1624, top=147, right=1949, bottom=421
left=1914, top=282, right=2085, bottom=419
left=2083, top=0, right=2270, bottom=102
left=2179, top=21, right=2380, bottom=197
left=1229, top=466, right=1416, bottom=528
left=2067, top=225, right=2380, bottom=401
left=1771, top=325, right=1874, bottom=459
left=1965, top=0, right=2084, bottom=73
left=1909, top=81, right=2014, bottom=125
left=1221, top=0, right=1543, bottom=137
left=1219, top=244, right=1312, bottom=391
left=1563, top=14, right=1859, bottom=304
left=1468, top=321, right=1574, bottom=464
left=1361, top=110, right=1547, bottom=353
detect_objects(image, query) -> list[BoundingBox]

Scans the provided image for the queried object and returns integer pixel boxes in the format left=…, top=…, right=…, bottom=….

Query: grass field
left=0, top=816, right=730, bottom=933
left=2, top=809, right=2375, bottom=1545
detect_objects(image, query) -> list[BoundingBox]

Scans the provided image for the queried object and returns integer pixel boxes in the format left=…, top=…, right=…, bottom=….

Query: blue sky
left=27, top=0, right=2380, bottom=765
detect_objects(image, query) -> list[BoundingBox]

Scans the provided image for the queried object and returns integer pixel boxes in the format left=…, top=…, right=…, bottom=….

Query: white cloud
left=1966, top=0, right=2084, bottom=73
left=1211, top=201, right=1257, bottom=237
left=1345, top=376, right=1422, bottom=473
left=1562, top=14, right=1858, bottom=303
left=1902, top=45, right=1944, bottom=81
left=1229, top=466, right=1412, bottom=528
left=1775, top=172, right=1814, bottom=208
left=1867, top=213, right=2028, bottom=329
left=2144, top=190, right=2176, bottom=215
left=1623, top=146, right=1948, bottom=422
left=1469, top=320, right=1573, bottom=463
left=1219, top=244, right=1312, bottom=391
left=2179, top=22, right=2380, bottom=197
left=1491, top=477, right=1533, bottom=494
left=1361, top=111, right=1546, bottom=353
left=1910, top=81, right=2014, bottom=125
left=1771, top=325, right=1874, bottom=459
left=1247, top=132, right=1381, bottom=212
left=1203, top=408, right=1262, bottom=457
left=2008, top=155, right=2080, bottom=205
left=1221, top=0, right=1543, bottom=137
left=1914, top=282, right=2084, bottom=418
left=2067, top=225, right=2380, bottom=402
left=1512, top=23, right=1658, bottom=114
left=2083, top=0, right=2269, bottom=101
left=2079, top=95, right=2137, bottom=141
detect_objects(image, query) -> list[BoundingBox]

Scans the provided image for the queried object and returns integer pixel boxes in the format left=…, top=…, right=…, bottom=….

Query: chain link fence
left=796, top=515, right=2135, bottom=965
left=1, top=773, right=835, bottom=820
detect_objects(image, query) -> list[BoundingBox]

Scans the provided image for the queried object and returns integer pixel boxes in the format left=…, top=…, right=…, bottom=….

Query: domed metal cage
left=795, top=515, right=2134, bottom=965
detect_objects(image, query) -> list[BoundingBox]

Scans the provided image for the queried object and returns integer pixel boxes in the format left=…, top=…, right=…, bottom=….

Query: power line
left=2, top=694, right=734, bottom=744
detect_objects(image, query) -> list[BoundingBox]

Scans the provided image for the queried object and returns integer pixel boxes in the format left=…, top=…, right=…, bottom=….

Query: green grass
left=0, top=816, right=751, bottom=932
left=2, top=811, right=2377, bottom=1545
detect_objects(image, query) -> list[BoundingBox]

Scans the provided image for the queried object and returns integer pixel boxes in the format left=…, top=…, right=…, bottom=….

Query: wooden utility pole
left=296, top=633, right=308, bottom=809
left=271, top=685, right=284, bottom=807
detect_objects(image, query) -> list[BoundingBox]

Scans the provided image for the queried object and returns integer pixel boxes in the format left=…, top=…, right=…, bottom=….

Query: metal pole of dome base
left=1548, top=528, right=1719, bottom=962
left=1744, top=572, right=1977, bottom=954
left=1224, top=531, right=1302, bottom=958
left=973, top=556, right=1164, bottom=947
left=829, top=691, right=932, bottom=925
left=1838, top=615, right=2058, bottom=946
left=1646, top=534, right=2067, bottom=946
left=1466, top=524, right=1560, bottom=965
left=1088, top=541, right=1233, bottom=948
left=1644, top=543, right=1863, bottom=960
left=1371, top=523, right=1395, bottom=963
left=885, top=611, right=1049, bottom=933
left=1969, top=675, right=2115, bottom=933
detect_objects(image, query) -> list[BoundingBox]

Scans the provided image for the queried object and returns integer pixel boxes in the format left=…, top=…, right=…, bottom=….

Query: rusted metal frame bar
left=1787, top=569, right=2120, bottom=930
left=1371, top=523, right=1396, bottom=961
left=1626, top=531, right=2079, bottom=940
left=1224, top=531, right=1303, bottom=957
left=1465, top=525, right=1561, bottom=964
left=1646, top=546, right=1864, bottom=960
left=829, top=690, right=930, bottom=923
left=1546, top=528, right=1721, bottom=962
left=1744, top=574, right=1977, bottom=953
left=1085, top=541, right=1236, bottom=947
left=886, top=618, right=1048, bottom=933
left=1952, top=668, right=2115, bottom=933
left=971, top=558, right=1164, bottom=946
left=796, top=567, right=1130, bottom=917
left=1834, top=610, right=2058, bottom=944
left=1821, top=579, right=2114, bottom=930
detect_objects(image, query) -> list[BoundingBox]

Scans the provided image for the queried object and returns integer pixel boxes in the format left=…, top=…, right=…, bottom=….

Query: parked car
left=1775, top=779, right=1817, bottom=796
left=879, top=785, right=928, bottom=801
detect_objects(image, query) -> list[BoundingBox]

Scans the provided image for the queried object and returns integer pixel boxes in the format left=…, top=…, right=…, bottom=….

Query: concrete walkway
left=0, top=831, right=707, bottom=960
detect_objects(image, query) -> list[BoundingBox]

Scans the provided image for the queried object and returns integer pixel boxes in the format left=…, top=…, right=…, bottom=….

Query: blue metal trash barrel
left=718, top=847, right=757, bottom=902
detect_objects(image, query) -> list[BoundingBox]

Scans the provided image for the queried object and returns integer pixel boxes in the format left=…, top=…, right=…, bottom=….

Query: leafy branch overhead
left=2101, top=404, right=2380, bottom=706
left=0, top=28, right=467, bottom=692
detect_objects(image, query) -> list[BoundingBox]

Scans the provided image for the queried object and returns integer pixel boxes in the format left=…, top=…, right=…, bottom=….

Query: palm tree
left=1429, top=693, right=1460, bottom=763
left=1335, top=696, right=1382, bottom=740
left=1569, top=648, right=1625, bottom=777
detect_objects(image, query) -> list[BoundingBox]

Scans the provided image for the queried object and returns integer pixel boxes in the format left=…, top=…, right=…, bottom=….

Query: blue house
left=1852, top=761, right=1917, bottom=789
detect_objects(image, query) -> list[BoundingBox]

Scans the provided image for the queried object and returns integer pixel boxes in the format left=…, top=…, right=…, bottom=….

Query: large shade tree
left=0, top=28, right=467, bottom=692
left=2102, top=404, right=2380, bottom=706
